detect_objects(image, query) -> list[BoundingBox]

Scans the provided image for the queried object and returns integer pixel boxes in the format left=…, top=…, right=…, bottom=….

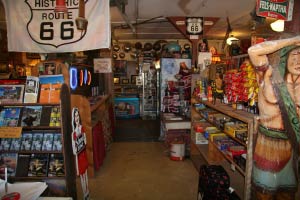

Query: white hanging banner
left=2, top=0, right=111, bottom=53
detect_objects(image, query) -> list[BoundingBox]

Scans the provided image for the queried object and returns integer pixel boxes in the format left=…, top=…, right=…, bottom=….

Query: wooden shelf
left=22, top=126, right=61, bottom=130
left=191, top=97, right=255, bottom=200
left=195, top=110, right=247, bottom=147
left=210, top=141, right=245, bottom=176
left=0, top=103, right=60, bottom=106
left=194, top=98, right=255, bottom=124
left=190, top=140, right=224, bottom=165
left=0, top=150, right=62, bottom=154
left=8, top=176, right=66, bottom=182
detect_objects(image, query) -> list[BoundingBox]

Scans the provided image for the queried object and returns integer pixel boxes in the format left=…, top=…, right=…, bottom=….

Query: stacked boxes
left=224, top=123, right=248, bottom=143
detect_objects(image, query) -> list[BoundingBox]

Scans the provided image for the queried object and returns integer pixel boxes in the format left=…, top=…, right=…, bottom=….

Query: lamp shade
left=55, top=0, right=68, bottom=13
left=270, top=20, right=284, bottom=32
left=226, top=35, right=239, bottom=45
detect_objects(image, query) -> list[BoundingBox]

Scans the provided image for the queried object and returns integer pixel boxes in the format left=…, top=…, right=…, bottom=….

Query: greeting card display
left=52, top=134, right=62, bottom=151
left=20, top=133, right=33, bottom=151
left=0, top=138, right=11, bottom=151
left=10, top=137, right=22, bottom=151
left=0, top=153, right=18, bottom=178
left=0, top=84, right=24, bottom=103
left=39, top=75, right=64, bottom=103
left=21, top=106, right=42, bottom=127
left=42, top=133, right=54, bottom=151
left=31, top=133, right=44, bottom=151
left=1, top=107, right=22, bottom=127
left=28, top=153, right=49, bottom=177
left=48, top=153, right=64, bottom=177
left=24, top=76, right=39, bottom=103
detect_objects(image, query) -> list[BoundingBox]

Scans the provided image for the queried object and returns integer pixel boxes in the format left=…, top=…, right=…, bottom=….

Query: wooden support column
left=167, top=16, right=219, bottom=69
left=285, top=0, right=300, bottom=34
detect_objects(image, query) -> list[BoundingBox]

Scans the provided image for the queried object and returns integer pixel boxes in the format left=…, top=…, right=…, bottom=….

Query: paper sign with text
left=93, top=58, right=112, bottom=73
left=256, top=0, right=294, bottom=21
left=0, top=127, right=22, bottom=138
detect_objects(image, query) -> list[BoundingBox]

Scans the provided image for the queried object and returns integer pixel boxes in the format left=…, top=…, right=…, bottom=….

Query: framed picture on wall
left=114, top=77, right=120, bottom=84
left=39, top=62, right=57, bottom=75
left=113, top=60, right=127, bottom=76
left=122, top=79, right=129, bottom=84
left=131, top=75, right=138, bottom=84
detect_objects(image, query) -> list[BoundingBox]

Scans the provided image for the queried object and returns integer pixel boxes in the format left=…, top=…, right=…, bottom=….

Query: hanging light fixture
left=270, top=20, right=285, bottom=32
left=211, top=55, right=221, bottom=63
left=226, top=35, right=239, bottom=45
left=55, top=0, right=68, bottom=13
left=76, top=0, right=88, bottom=31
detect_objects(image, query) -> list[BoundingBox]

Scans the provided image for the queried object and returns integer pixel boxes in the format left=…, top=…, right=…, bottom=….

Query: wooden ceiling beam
left=167, top=16, right=219, bottom=68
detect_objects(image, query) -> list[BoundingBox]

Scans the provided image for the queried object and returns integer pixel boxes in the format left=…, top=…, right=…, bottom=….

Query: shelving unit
left=114, top=84, right=140, bottom=96
left=0, top=84, right=77, bottom=198
left=190, top=97, right=255, bottom=200
left=141, top=69, right=159, bottom=119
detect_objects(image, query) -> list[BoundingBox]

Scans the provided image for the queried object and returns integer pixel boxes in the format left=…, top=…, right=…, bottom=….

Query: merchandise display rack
left=0, top=84, right=77, bottom=198
left=190, top=97, right=256, bottom=200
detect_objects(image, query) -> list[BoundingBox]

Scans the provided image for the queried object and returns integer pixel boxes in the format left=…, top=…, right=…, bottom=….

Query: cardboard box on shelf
left=224, top=123, right=247, bottom=138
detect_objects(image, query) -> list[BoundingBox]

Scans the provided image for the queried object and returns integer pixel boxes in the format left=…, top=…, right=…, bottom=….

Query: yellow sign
left=0, top=127, right=22, bottom=138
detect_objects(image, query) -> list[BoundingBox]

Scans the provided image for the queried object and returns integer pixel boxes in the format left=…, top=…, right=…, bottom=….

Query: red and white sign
left=256, top=0, right=294, bottom=21
left=2, top=0, right=111, bottom=53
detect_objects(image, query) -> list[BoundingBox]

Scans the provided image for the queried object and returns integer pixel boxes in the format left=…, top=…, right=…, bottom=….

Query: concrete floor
left=77, top=142, right=199, bottom=200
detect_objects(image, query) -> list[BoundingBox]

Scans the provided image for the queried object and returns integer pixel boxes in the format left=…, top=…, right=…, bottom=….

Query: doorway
left=114, top=118, right=160, bottom=142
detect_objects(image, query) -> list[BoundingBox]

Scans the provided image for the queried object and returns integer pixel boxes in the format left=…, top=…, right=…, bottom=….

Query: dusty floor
left=77, top=142, right=198, bottom=200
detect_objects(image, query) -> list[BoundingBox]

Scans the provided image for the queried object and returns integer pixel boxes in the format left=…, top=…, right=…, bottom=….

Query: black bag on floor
left=198, top=165, right=230, bottom=200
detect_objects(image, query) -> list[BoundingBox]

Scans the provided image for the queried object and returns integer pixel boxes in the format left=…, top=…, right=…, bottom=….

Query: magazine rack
left=0, top=84, right=77, bottom=199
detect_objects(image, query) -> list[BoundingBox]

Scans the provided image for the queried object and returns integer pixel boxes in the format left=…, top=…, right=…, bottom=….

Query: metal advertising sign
left=256, top=0, right=294, bottom=21
left=186, top=17, right=203, bottom=35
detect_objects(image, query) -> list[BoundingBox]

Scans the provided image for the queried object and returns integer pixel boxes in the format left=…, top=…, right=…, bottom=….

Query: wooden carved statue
left=248, top=35, right=300, bottom=200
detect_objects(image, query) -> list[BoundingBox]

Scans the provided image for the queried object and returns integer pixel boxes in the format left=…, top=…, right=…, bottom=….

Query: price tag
left=190, top=35, right=199, bottom=40
left=0, top=127, right=22, bottom=138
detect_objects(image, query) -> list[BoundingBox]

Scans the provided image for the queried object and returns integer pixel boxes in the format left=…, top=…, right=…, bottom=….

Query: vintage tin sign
left=256, top=0, right=294, bottom=21
left=186, top=17, right=203, bottom=35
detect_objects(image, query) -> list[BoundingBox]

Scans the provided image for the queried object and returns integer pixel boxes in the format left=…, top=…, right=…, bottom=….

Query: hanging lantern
left=55, top=0, right=68, bottom=13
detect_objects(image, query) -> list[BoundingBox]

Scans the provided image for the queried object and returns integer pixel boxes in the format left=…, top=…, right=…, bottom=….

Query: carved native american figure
left=248, top=35, right=300, bottom=200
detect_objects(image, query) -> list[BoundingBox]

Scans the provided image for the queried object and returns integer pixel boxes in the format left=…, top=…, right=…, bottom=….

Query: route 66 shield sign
left=26, top=0, right=86, bottom=48
left=186, top=17, right=203, bottom=35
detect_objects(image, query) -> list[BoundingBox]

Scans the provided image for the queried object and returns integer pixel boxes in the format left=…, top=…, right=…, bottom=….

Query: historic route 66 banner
left=2, top=0, right=111, bottom=53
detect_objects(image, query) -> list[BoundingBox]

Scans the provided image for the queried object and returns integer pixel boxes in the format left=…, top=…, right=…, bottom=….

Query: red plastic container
left=1, top=192, right=21, bottom=200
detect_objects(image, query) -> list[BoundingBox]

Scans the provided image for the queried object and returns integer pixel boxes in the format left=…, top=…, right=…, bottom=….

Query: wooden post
left=285, top=0, right=300, bottom=34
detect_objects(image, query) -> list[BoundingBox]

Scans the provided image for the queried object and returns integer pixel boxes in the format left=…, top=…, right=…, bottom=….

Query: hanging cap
left=135, top=42, right=142, bottom=50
